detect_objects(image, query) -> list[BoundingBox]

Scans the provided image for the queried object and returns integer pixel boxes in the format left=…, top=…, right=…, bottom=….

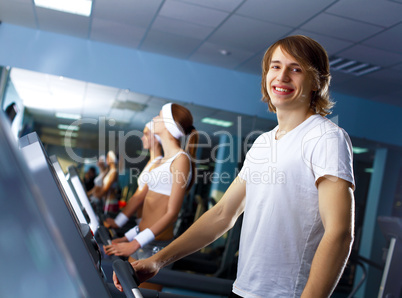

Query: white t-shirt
left=234, top=114, right=355, bottom=298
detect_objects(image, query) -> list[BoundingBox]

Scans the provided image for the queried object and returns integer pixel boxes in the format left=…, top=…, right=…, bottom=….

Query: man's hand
left=113, top=271, right=123, bottom=292
left=112, top=256, right=161, bottom=292
left=131, top=257, right=161, bottom=284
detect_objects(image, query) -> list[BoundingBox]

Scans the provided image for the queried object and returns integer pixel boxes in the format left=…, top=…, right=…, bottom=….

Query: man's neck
left=276, top=108, right=315, bottom=139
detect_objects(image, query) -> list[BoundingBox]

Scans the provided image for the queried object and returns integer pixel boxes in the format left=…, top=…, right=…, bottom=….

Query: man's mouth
left=274, top=87, right=291, bottom=92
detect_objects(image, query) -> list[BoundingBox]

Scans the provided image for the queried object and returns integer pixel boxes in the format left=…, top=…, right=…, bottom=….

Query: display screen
left=67, top=165, right=100, bottom=233
left=50, top=155, right=88, bottom=225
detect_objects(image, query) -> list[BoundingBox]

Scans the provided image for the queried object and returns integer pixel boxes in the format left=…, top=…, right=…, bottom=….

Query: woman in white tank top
left=104, top=103, right=198, bottom=260
left=104, top=122, right=163, bottom=229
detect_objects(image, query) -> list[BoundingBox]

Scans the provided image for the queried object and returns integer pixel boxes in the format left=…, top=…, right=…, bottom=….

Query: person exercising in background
left=114, top=35, right=355, bottom=298
left=96, top=150, right=119, bottom=214
left=104, top=122, right=163, bottom=229
left=83, top=166, right=96, bottom=191
left=104, top=103, right=198, bottom=260
left=87, top=154, right=108, bottom=213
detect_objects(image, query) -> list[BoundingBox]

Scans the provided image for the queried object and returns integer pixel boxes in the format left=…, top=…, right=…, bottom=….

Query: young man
left=113, top=35, right=355, bottom=298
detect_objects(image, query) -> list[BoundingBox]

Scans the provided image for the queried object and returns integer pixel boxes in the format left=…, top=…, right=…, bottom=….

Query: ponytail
left=170, top=103, right=198, bottom=190
left=185, top=127, right=198, bottom=190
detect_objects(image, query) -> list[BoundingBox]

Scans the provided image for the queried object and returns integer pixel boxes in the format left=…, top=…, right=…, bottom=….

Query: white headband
left=145, top=121, right=161, bottom=143
left=162, top=103, right=184, bottom=139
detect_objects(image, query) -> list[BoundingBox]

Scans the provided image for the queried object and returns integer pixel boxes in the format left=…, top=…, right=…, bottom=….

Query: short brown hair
left=261, top=35, right=334, bottom=116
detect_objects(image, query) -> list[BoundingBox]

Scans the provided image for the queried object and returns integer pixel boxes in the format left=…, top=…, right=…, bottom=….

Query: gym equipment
left=377, top=216, right=402, bottom=298
left=113, top=259, right=143, bottom=298
left=172, top=214, right=241, bottom=280
left=50, top=155, right=90, bottom=226
left=149, top=268, right=233, bottom=296
left=50, top=156, right=100, bottom=233
left=112, top=259, right=196, bottom=298
left=18, top=132, right=113, bottom=297
left=0, top=112, right=84, bottom=297
left=66, top=164, right=101, bottom=233
left=17, top=131, right=198, bottom=297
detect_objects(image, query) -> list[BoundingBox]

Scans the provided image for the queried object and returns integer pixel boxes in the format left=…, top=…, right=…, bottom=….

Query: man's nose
left=276, top=69, right=290, bottom=82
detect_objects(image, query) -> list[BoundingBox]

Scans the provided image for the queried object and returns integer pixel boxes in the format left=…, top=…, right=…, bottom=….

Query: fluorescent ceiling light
left=343, top=63, right=369, bottom=74
left=355, top=66, right=381, bottom=76
left=332, top=60, right=357, bottom=71
left=365, top=168, right=374, bottom=173
left=202, top=117, right=233, bottom=127
left=34, top=0, right=93, bottom=17
left=352, top=147, right=369, bottom=154
left=58, top=124, right=80, bottom=131
left=329, top=56, right=381, bottom=76
left=329, top=57, right=343, bottom=66
left=56, top=113, right=81, bottom=120
left=59, top=131, right=78, bottom=138
left=11, top=68, right=86, bottom=112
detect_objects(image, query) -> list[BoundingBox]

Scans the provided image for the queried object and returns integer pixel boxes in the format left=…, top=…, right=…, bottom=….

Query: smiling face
left=266, top=46, right=316, bottom=113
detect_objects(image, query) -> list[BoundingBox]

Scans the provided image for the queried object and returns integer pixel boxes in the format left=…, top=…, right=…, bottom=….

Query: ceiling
left=1, top=0, right=401, bottom=107
left=1, top=0, right=401, bottom=161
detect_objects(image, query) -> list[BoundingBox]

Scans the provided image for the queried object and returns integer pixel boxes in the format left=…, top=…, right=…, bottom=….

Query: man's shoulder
left=302, top=114, right=349, bottom=140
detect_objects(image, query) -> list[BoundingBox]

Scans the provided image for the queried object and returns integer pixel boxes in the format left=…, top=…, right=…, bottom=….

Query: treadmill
left=65, top=164, right=119, bottom=240
left=49, top=155, right=90, bottom=227
left=0, top=114, right=86, bottom=297
left=377, top=216, right=402, bottom=298
left=18, top=131, right=113, bottom=297
left=50, top=155, right=99, bottom=234
left=16, top=129, right=193, bottom=298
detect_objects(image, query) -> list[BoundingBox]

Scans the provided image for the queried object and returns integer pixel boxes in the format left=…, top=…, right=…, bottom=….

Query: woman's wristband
left=114, top=213, right=129, bottom=227
left=124, top=225, right=139, bottom=242
left=134, top=228, right=155, bottom=247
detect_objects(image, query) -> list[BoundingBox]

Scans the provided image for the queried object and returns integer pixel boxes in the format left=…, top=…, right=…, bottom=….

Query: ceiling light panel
left=352, top=147, right=369, bottom=154
left=10, top=68, right=85, bottom=112
left=201, top=117, right=233, bottom=127
left=34, top=0, right=93, bottom=17
left=55, top=113, right=81, bottom=120
left=58, top=124, right=80, bottom=131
